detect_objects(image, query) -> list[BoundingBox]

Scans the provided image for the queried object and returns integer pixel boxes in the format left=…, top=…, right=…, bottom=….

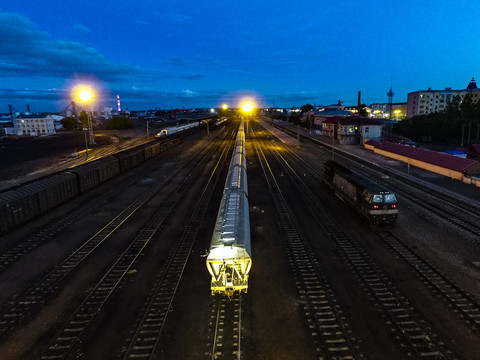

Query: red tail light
left=391, top=204, right=397, bottom=208
left=373, top=205, right=379, bottom=209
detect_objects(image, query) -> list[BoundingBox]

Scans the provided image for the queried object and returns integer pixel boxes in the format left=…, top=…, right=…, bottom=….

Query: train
left=322, top=160, right=398, bottom=226
left=155, top=121, right=199, bottom=137
left=215, top=117, right=228, bottom=126
left=206, top=120, right=251, bottom=296
left=0, top=138, right=182, bottom=234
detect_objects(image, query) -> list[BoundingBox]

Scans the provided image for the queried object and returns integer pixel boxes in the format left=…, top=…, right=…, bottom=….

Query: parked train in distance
left=206, top=121, right=251, bottom=297
left=155, top=121, right=199, bottom=137
left=322, top=160, right=398, bottom=226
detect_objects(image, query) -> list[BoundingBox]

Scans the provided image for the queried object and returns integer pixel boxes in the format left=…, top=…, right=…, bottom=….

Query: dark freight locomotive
left=322, top=160, right=398, bottom=226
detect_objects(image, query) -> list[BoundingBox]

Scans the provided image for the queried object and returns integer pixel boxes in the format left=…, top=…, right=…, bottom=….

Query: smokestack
left=357, top=91, right=361, bottom=107
left=117, top=95, right=122, bottom=112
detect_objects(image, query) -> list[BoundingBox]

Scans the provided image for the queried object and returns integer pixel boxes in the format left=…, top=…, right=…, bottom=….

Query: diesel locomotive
left=322, top=160, right=398, bottom=226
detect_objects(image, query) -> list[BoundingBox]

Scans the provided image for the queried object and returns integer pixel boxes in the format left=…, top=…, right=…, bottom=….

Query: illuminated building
left=406, top=78, right=478, bottom=118
left=14, top=114, right=56, bottom=136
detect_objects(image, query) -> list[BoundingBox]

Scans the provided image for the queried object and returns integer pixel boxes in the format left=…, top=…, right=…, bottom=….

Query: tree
left=106, top=116, right=134, bottom=130
left=289, top=112, right=301, bottom=125
left=358, top=104, right=368, bottom=117
left=79, top=111, right=89, bottom=128
left=60, top=116, right=80, bottom=130
left=300, top=104, right=314, bottom=113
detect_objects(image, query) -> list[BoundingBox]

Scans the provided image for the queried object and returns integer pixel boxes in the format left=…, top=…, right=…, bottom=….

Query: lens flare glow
left=242, top=103, right=253, bottom=112
left=78, top=89, right=92, bottom=102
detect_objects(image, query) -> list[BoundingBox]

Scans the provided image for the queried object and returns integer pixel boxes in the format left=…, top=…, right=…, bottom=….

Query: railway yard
left=0, top=118, right=480, bottom=359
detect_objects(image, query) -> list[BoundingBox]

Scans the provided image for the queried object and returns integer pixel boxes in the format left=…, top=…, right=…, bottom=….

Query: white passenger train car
left=206, top=121, right=251, bottom=296
left=155, top=121, right=198, bottom=137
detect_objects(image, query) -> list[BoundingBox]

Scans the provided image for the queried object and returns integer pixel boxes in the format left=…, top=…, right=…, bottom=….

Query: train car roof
left=325, top=160, right=393, bottom=194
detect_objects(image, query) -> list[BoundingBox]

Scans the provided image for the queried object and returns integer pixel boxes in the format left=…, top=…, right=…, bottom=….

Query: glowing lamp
left=78, top=89, right=93, bottom=102
left=242, top=103, right=253, bottom=112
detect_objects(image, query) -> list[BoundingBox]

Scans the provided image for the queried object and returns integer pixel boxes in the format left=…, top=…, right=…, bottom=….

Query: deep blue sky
left=1, top=1, right=479, bottom=112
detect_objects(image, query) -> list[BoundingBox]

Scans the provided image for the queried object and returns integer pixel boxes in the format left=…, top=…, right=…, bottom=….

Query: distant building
left=301, top=101, right=352, bottom=129
left=407, top=78, right=478, bottom=118
left=14, top=114, right=56, bottom=136
left=469, top=88, right=480, bottom=104
left=322, top=116, right=383, bottom=144
left=370, top=102, right=407, bottom=120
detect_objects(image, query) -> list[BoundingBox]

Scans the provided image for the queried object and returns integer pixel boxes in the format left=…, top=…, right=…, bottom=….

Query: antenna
left=386, top=79, right=395, bottom=141
left=387, top=80, right=394, bottom=119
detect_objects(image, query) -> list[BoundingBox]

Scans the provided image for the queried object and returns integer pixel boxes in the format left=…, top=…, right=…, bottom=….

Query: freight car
left=0, top=138, right=182, bottom=234
left=206, top=121, right=251, bottom=296
left=322, top=160, right=398, bottom=226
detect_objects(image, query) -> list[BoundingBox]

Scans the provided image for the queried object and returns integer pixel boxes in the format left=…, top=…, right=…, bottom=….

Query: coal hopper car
left=206, top=121, right=251, bottom=296
left=322, top=160, right=398, bottom=226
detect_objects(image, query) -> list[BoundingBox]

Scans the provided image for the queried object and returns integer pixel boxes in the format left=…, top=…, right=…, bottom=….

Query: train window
left=384, top=194, right=397, bottom=203
left=372, top=194, right=383, bottom=203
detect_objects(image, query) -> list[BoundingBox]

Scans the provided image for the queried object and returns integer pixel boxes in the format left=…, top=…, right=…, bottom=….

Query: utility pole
left=387, top=83, right=394, bottom=141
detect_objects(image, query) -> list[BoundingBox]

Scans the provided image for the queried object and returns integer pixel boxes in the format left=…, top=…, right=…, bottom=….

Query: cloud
left=182, top=89, right=197, bottom=96
left=74, top=24, right=92, bottom=33
left=0, top=12, right=202, bottom=83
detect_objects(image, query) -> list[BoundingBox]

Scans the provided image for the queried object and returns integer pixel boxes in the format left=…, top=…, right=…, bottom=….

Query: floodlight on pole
left=242, top=103, right=253, bottom=113
left=76, top=87, right=95, bottom=146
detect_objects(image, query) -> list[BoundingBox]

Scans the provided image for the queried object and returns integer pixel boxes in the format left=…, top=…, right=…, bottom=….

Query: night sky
left=1, top=1, right=479, bottom=112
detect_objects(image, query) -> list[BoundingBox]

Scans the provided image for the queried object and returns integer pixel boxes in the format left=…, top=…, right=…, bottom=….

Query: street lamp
left=241, top=102, right=253, bottom=134
left=76, top=87, right=95, bottom=146
left=242, top=103, right=253, bottom=113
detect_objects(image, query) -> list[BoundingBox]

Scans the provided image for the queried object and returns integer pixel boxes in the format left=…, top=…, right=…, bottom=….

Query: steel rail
left=252, top=129, right=359, bottom=360
left=39, top=129, right=234, bottom=359
left=121, top=131, right=233, bottom=360
left=0, top=129, right=228, bottom=338
left=258, top=127, right=455, bottom=359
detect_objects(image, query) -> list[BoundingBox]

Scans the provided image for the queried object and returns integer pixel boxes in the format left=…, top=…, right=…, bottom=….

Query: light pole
left=78, top=88, right=95, bottom=145
left=242, top=102, right=253, bottom=135
left=83, top=126, right=88, bottom=159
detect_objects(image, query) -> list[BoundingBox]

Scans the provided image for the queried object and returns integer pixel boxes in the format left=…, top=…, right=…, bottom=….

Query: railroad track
left=39, top=129, right=235, bottom=359
left=252, top=131, right=360, bottom=360
left=375, top=230, right=480, bottom=331
left=0, top=139, right=188, bottom=273
left=254, top=124, right=457, bottom=359
left=0, top=128, right=230, bottom=339
left=205, top=294, right=243, bottom=360
left=263, top=120, right=480, bottom=243
left=119, top=132, right=232, bottom=360
left=264, top=133, right=480, bottom=335
left=340, top=157, right=480, bottom=242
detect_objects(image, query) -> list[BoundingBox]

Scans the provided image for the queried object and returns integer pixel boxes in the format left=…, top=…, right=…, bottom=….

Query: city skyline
left=1, top=1, right=480, bottom=112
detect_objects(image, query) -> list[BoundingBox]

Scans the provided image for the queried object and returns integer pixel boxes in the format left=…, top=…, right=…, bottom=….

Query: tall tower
left=386, top=83, right=395, bottom=141
left=387, top=84, right=394, bottom=119
left=117, top=95, right=121, bottom=112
